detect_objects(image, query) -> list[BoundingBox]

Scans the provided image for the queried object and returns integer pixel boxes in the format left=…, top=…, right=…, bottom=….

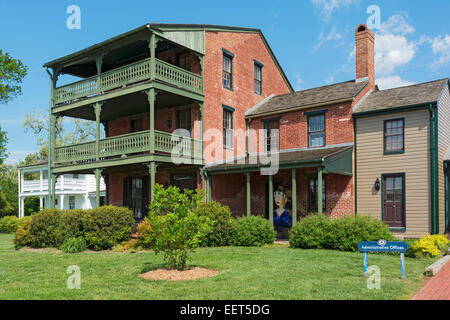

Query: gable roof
left=245, top=79, right=368, bottom=118
left=353, top=78, right=449, bottom=115
left=43, top=23, right=293, bottom=92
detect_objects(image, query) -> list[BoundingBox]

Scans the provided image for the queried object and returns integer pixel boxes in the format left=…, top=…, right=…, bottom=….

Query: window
left=308, top=177, right=326, bottom=212
left=222, top=51, right=233, bottom=90
left=130, top=118, right=143, bottom=133
left=254, top=62, right=263, bottom=95
left=264, top=120, right=280, bottom=152
left=177, top=53, right=191, bottom=71
left=223, top=107, right=234, bottom=149
left=69, top=196, right=76, bottom=210
left=176, top=109, right=191, bottom=136
left=384, top=119, right=404, bottom=153
left=73, top=174, right=79, bottom=179
left=308, top=114, right=325, bottom=147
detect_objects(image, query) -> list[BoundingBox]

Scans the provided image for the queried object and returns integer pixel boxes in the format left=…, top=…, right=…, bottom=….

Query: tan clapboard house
left=354, top=78, right=450, bottom=238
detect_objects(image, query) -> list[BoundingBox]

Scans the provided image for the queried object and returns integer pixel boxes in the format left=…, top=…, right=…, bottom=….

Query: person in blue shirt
left=273, top=190, right=292, bottom=229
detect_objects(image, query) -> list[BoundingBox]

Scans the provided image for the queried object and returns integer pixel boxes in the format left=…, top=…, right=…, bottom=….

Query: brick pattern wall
left=249, top=102, right=354, bottom=153
left=211, top=168, right=353, bottom=219
left=355, top=24, right=375, bottom=88
left=203, top=31, right=292, bottom=164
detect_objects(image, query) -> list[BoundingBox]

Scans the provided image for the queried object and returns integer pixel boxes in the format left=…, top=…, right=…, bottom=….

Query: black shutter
left=142, top=176, right=149, bottom=217
left=123, top=177, right=132, bottom=209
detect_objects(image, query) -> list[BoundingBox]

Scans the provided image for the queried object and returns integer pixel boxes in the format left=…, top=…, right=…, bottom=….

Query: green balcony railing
left=53, top=130, right=203, bottom=165
left=53, top=58, right=204, bottom=105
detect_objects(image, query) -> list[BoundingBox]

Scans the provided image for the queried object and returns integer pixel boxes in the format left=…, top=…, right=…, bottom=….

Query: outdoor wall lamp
left=374, top=178, right=381, bottom=192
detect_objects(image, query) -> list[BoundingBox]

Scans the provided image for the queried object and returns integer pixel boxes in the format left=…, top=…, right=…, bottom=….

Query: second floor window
left=130, top=118, right=143, bottom=133
left=177, top=109, right=191, bottom=136
left=223, top=108, right=234, bottom=149
left=223, top=52, right=233, bottom=90
left=308, top=114, right=325, bottom=147
left=264, top=120, right=280, bottom=153
left=384, top=119, right=404, bottom=153
left=254, top=62, right=262, bottom=95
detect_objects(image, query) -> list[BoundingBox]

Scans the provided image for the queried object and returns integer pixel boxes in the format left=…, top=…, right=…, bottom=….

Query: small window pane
left=308, top=114, right=325, bottom=147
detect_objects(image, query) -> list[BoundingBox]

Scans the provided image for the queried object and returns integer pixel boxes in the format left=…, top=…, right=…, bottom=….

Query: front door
left=383, top=174, right=405, bottom=228
left=123, top=176, right=149, bottom=221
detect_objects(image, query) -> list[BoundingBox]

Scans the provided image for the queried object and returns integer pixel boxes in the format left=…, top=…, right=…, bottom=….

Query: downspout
left=435, top=103, right=439, bottom=234
left=429, top=104, right=437, bottom=234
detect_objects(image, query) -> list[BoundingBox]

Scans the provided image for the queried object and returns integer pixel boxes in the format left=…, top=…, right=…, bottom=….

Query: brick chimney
left=355, top=24, right=375, bottom=88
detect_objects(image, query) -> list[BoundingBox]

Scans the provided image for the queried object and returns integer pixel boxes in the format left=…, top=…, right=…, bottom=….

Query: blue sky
left=0, top=0, right=449, bottom=164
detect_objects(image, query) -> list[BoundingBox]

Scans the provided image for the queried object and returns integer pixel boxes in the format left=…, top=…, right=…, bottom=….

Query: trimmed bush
left=289, top=215, right=396, bottom=252
left=28, top=209, right=64, bottom=248
left=328, top=216, right=396, bottom=252
left=13, top=216, right=32, bottom=248
left=135, top=218, right=154, bottom=249
left=229, top=216, right=276, bottom=247
left=61, top=237, right=88, bottom=254
left=0, top=216, right=22, bottom=234
left=289, top=215, right=332, bottom=249
left=194, top=201, right=233, bottom=247
left=82, top=206, right=135, bottom=251
left=15, top=206, right=134, bottom=251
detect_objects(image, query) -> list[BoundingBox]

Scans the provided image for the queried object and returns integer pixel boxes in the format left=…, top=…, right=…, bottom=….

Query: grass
left=0, top=234, right=435, bottom=300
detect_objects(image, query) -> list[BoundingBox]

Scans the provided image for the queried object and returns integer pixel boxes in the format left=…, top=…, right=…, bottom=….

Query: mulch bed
left=138, top=267, right=220, bottom=281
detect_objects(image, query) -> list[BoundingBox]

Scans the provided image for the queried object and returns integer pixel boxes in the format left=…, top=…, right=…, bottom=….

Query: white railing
left=21, top=176, right=105, bottom=194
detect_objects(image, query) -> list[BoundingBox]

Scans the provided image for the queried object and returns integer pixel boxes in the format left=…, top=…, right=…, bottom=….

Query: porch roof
left=205, top=145, right=353, bottom=175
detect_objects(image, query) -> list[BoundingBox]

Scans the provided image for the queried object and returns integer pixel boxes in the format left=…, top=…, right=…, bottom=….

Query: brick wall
left=211, top=168, right=353, bottom=219
left=203, top=31, right=292, bottom=164
left=249, top=101, right=354, bottom=153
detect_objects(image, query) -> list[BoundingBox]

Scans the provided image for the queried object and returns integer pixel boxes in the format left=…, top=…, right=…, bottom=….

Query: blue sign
left=358, top=240, right=409, bottom=279
left=358, top=239, right=408, bottom=253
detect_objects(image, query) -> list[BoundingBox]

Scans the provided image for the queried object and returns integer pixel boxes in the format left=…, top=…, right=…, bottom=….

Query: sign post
left=358, top=240, right=409, bottom=279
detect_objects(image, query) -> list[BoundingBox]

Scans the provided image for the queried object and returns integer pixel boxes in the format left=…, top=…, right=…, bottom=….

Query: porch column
left=246, top=172, right=251, bottom=217
left=39, top=170, right=43, bottom=192
left=102, top=173, right=109, bottom=206
left=96, top=54, right=103, bottom=92
left=292, top=168, right=297, bottom=226
left=149, top=33, right=156, bottom=80
left=95, top=169, right=102, bottom=208
left=146, top=89, right=156, bottom=154
left=147, top=162, right=157, bottom=201
left=39, top=196, right=43, bottom=209
left=51, top=174, right=57, bottom=208
left=269, top=174, right=274, bottom=225
left=60, top=194, right=64, bottom=210
left=318, top=166, right=323, bottom=215
left=200, top=102, right=204, bottom=159
left=93, top=102, right=103, bottom=161
left=20, top=197, right=24, bottom=218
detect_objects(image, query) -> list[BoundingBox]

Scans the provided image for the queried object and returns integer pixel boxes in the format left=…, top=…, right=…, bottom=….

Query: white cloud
left=313, top=26, right=343, bottom=52
left=376, top=76, right=415, bottom=90
left=293, top=73, right=304, bottom=90
left=430, top=35, right=450, bottom=69
left=311, top=0, right=359, bottom=20
left=375, top=15, right=417, bottom=76
left=325, top=76, right=335, bottom=84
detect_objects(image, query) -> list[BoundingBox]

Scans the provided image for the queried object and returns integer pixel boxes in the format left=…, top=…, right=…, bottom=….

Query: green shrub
left=194, top=201, right=233, bottom=247
left=82, top=206, right=135, bottom=251
left=13, top=216, right=32, bottom=248
left=229, top=216, right=276, bottom=247
left=61, top=237, right=88, bottom=254
left=289, top=215, right=332, bottom=249
left=328, top=216, right=396, bottom=252
left=143, top=185, right=211, bottom=270
left=58, top=209, right=86, bottom=239
left=0, top=216, right=22, bottom=234
left=135, top=218, right=154, bottom=249
left=28, top=209, right=64, bottom=248
left=408, top=234, right=449, bottom=258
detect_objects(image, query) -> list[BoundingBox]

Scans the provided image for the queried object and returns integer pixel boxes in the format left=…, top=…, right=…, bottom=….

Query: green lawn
left=0, top=234, right=434, bottom=300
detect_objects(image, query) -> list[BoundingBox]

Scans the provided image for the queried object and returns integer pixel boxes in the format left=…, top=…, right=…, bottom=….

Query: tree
left=0, top=164, right=17, bottom=216
left=0, top=125, right=7, bottom=165
left=0, top=50, right=28, bottom=104
left=23, top=109, right=97, bottom=149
